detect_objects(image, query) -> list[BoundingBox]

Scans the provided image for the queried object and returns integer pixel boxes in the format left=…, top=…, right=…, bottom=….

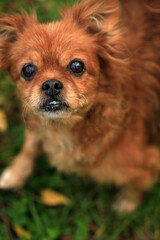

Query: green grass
left=0, top=0, right=160, bottom=239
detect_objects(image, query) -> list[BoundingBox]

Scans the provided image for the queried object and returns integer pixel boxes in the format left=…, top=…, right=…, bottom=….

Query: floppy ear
left=0, top=11, right=37, bottom=70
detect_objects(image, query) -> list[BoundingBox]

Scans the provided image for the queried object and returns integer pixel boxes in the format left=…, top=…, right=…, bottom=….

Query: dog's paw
left=112, top=196, right=137, bottom=213
left=0, top=167, right=25, bottom=189
left=112, top=190, right=140, bottom=213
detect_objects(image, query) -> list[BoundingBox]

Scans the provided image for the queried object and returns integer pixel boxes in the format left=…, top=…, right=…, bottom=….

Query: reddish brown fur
left=0, top=0, right=160, bottom=212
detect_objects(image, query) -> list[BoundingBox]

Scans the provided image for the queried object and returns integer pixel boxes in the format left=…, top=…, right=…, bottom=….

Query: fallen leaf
left=89, top=223, right=103, bottom=238
left=41, top=189, right=70, bottom=206
left=61, top=234, right=72, bottom=240
left=14, top=226, right=31, bottom=239
left=0, top=110, right=7, bottom=132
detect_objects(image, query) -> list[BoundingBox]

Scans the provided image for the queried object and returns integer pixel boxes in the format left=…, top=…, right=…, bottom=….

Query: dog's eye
left=69, top=59, right=85, bottom=76
left=21, top=63, right=37, bottom=81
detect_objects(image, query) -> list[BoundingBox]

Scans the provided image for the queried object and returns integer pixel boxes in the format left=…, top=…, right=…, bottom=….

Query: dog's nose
left=42, top=79, right=63, bottom=96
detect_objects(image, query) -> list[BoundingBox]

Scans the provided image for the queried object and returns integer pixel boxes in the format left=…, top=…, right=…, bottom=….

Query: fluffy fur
left=0, top=0, right=160, bottom=212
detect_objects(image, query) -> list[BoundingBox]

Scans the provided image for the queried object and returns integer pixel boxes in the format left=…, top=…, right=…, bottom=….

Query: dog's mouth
left=40, top=100, right=69, bottom=112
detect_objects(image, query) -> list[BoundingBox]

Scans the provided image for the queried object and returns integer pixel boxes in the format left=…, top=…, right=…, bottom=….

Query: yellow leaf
left=14, top=226, right=31, bottom=239
left=0, top=110, right=7, bottom=132
left=41, top=189, right=70, bottom=206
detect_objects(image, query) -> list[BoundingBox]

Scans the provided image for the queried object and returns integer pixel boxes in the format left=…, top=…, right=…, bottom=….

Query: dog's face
left=10, top=21, right=100, bottom=120
left=0, top=0, right=120, bottom=122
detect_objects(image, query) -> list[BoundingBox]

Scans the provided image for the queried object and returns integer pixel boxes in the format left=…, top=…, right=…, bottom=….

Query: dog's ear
left=60, top=0, right=120, bottom=35
left=0, top=11, right=37, bottom=70
left=60, top=0, right=125, bottom=63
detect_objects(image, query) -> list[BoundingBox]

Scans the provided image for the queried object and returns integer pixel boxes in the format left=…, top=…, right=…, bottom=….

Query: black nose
left=42, top=79, right=63, bottom=96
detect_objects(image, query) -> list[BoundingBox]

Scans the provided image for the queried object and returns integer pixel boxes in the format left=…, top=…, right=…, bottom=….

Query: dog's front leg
left=0, top=129, right=40, bottom=189
left=112, top=145, right=159, bottom=213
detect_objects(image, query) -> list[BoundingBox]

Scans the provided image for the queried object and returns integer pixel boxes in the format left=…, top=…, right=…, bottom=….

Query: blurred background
left=0, top=0, right=160, bottom=239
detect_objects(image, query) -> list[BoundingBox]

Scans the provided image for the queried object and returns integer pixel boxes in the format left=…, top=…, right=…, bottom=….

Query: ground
left=0, top=0, right=160, bottom=239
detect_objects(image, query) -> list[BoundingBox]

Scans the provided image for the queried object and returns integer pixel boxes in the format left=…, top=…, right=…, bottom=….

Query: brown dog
left=0, top=0, right=160, bottom=212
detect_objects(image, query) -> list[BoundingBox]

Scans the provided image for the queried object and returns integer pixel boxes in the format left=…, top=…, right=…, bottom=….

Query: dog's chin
left=38, top=100, right=71, bottom=120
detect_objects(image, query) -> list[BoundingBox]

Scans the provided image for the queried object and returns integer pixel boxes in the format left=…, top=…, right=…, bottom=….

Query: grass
left=0, top=0, right=160, bottom=239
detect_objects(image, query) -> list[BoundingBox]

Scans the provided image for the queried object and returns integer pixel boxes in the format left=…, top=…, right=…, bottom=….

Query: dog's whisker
left=22, top=104, right=29, bottom=124
left=78, top=93, right=88, bottom=105
left=66, top=95, right=85, bottom=108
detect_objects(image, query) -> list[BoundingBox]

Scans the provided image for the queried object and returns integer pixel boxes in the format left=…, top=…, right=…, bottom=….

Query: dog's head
left=0, top=0, right=121, bottom=122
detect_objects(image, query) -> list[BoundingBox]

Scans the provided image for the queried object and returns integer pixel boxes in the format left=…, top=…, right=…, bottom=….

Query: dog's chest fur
left=38, top=126, right=128, bottom=184
left=40, top=127, right=92, bottom=171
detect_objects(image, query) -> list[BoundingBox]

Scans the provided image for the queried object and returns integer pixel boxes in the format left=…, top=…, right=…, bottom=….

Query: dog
left=0, top=0, right=160, bottom=213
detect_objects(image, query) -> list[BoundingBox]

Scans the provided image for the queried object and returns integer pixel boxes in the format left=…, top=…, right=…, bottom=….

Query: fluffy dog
left=0, top=0, right=160, bottom=212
